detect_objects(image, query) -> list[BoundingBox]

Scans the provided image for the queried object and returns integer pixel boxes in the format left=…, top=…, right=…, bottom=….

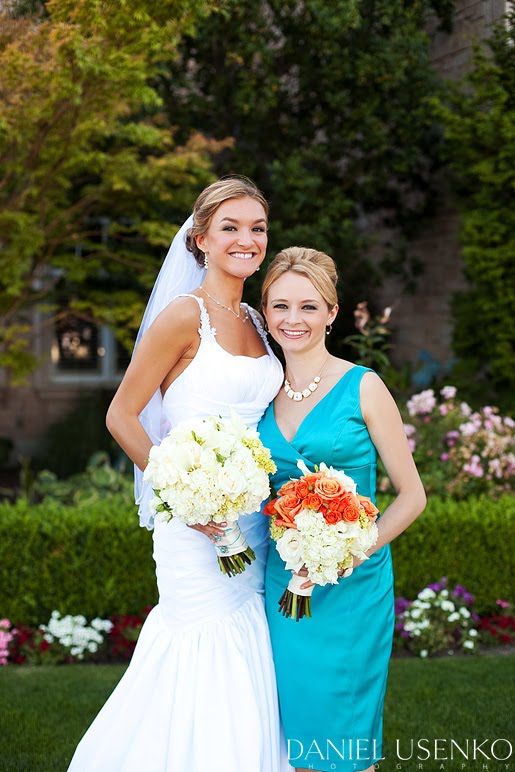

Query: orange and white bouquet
left=264, top=460, right=379, bottom=620
left=144, top=413, right=276, bottom=577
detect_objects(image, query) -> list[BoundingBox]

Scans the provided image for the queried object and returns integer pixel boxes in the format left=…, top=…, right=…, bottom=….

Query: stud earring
left=326, top=323, right=332, bottom=335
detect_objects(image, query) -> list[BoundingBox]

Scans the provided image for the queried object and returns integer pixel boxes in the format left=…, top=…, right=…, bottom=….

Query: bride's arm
left=106, top=296, right=200, bottom=472
left=360, top=371, right=427, bottom=555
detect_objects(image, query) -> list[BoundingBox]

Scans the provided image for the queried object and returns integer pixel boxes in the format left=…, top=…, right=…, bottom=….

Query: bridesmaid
left=259, top=247, right=426, bottom=772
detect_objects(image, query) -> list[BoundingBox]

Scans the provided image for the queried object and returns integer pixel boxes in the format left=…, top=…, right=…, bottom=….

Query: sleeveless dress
left=68, top=296, right=291, bottom=772
left=259, top=366, right=395, bottom=772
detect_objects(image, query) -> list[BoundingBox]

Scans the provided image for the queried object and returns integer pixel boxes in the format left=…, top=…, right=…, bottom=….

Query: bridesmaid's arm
left=360, top=371, right=427, bottom=556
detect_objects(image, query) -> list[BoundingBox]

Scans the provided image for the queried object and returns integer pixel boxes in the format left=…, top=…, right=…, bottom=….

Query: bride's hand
left=189, top=520, right=227, bottom=542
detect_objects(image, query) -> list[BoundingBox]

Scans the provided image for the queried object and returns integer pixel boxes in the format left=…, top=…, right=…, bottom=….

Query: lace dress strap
left=174, top=293, right=216, bottom=340
left=244, top=305, right=273, bottom=354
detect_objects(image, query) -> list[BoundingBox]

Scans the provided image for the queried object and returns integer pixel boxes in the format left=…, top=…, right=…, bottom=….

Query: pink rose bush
left=379, top=385, right=514, bottom=498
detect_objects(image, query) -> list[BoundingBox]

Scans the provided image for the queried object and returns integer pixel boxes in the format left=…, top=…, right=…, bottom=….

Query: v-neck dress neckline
left=272, top=365, right=359, bottom=446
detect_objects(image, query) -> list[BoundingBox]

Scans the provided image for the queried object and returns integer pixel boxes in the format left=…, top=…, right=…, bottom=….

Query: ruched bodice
left=162, top=295, right=284, bottom=431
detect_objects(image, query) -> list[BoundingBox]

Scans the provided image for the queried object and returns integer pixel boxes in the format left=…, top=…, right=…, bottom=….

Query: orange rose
left=263, top=498, right=278, bottom=516
left=339, top=492, right=361, bottom=523
left=323, top=510, right=342, bottom=525
left=295, top=481, right=310, bottom=499
left=275, top=494, right=304, bottom=521
left=303, top=492, right=323, bottom=510
left=304, top=473, right=323, bottom=490
left=314, top=476, right=346, bottom=500
left=278, top=480, right=297, bottom=496
left=358, top=495, right=379, bottom=520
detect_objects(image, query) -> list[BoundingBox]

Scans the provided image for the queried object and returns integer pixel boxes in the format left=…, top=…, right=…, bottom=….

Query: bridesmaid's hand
left=189, top=521, right=227, bottom=542
left=298, top=556, right=365, bottom=589
left=297, top=566, right=315, bottom=591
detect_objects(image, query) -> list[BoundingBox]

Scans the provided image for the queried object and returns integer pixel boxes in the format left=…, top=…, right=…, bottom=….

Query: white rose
left=276, top=529, right=304, bottom=572
left=217, top=466, right=247, bottom=501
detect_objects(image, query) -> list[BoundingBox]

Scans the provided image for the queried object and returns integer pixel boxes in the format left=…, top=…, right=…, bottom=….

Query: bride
left=67, top=176, right=290, bottom=772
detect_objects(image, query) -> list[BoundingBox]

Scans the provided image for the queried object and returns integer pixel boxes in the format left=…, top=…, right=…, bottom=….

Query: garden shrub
left=388, top=495, right=514, bottom=612
left=0, top=494, right=512, bottom=625
left=0, top=497, right=157, bottom=626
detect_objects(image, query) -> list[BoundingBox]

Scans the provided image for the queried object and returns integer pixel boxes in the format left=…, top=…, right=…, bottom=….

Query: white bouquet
left=143, top=412, right=276, bottom=576
left=264, top=460, right=379, bottom=619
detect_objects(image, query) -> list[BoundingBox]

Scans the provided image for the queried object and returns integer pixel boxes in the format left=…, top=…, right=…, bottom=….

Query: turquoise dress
left=260, top=366, right=394, bottom=772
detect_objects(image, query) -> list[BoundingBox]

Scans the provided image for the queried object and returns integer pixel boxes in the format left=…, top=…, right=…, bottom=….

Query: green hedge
left=387, top=495, right=515, bottom=611
left=0, top=495, right=513, bottom=625
left=0, top=497, right=157, bottom=626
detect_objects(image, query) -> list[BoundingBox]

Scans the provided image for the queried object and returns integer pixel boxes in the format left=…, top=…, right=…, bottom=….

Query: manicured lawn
left=0, top=655, right=513, bottom=770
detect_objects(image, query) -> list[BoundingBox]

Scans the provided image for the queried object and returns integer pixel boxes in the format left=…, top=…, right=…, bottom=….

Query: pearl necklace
left=284, top=355, right=330, bottom=401
left=200, top=287, right=248, bottom=323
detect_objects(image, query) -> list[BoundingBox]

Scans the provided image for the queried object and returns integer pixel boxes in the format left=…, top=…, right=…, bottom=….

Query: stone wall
left=372, top=0, right=507, bottom=369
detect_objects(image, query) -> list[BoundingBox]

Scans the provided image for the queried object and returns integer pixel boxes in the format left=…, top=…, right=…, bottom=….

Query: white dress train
left=68, top=296, right=292, bottom=772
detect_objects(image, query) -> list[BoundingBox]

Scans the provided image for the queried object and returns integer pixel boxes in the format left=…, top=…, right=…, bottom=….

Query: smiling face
left=195, top=196, right=268, bottom=279
left=264, top=271, right=338, bottom=354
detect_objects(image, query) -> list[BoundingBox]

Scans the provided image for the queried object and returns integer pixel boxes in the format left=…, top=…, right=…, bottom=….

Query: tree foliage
left=164, top=0, right=449, bottom=331
left=0, top=0, right=223, bottom=382
left=433, top=12, right=515, bottom=405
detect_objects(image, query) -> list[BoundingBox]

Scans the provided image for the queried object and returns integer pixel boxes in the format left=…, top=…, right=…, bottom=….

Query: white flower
left=440, top=385, right=457, bottom=400
left=441, top=600, right=455, bottom=612
left=420, top=649, right=428, bottom=658
left=217, top=466, right=247, bottom=501
left=468, top=629, right=478, bottom=637
left=276, top=529, right=304, bottom=572
left=459, top=607, right=471, bottom=619
left=417, top=588, right=436, bottom=601
left=440, top=589, right=449, bottom=598
left=463, top=640, right=475, bottom=650
left=448, top=612, right=460, bottom=622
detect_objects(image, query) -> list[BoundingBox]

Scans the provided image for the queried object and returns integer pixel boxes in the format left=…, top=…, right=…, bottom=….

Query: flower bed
left=379, top=385, right=514, bottom=498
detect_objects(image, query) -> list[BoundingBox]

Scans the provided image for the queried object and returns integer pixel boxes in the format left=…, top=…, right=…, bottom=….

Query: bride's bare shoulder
left=150, top=294, right=202, bottom=334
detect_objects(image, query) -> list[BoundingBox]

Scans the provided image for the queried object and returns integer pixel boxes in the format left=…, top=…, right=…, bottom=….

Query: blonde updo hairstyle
left=261, top=247, right=339, bottom=310
left=186, top=175, right=269, bottom=266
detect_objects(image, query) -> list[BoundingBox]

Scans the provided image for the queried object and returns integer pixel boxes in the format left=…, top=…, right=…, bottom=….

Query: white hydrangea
left=280, top=507, right=378, bottom=587
left=144, top=412, right=275, bottom=526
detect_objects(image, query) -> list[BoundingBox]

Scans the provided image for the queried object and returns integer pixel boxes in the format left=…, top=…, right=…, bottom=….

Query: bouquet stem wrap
left=215, top=522, right=256, bottom=577
left=278, top=573, right=314, bottom=621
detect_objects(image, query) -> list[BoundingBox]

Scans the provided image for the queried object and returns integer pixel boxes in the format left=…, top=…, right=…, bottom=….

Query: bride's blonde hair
left=262, top=247, right=338, bottom=309
left=186, top=176, right=268, bottom=266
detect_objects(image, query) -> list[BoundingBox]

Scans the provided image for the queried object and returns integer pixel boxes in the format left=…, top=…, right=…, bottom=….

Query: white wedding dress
left=68, top=295, right=292, bottom=772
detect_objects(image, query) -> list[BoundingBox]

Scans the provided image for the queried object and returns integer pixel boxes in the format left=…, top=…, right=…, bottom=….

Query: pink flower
left=408, top=439, right=416, bottom=453
left=496, top=599, right=511, bottom=609
left=460, top=402, right=472, bottom=417
left=407, top=389, right=436, bottom=417
left=403, top=423, right=416, bottom=438
left=440, top=453, right=449, bottom=461
left=439, top=404, right=449, bottom=416
left=463, top=454, right=483, bottom=478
